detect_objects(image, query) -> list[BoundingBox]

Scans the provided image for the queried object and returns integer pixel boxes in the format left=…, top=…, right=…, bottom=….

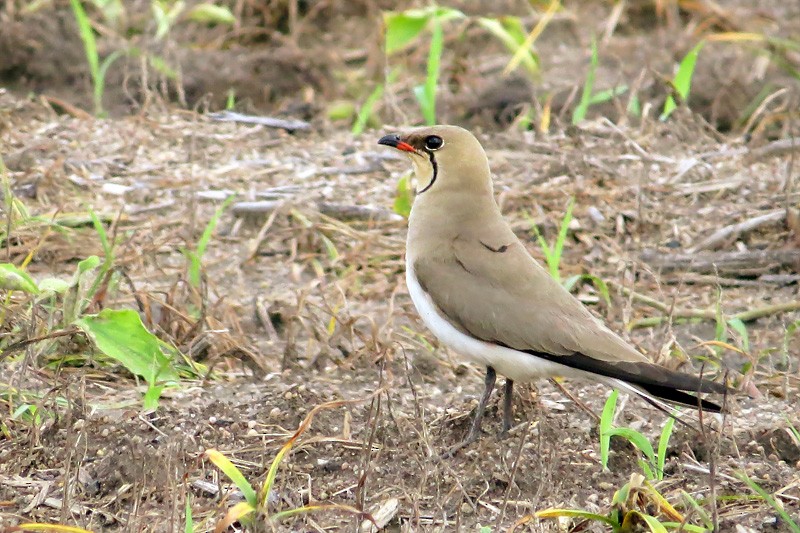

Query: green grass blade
left=422, top=14, right=443, bottom=125
left=0, top=263, right=40, bottom=293
left=69, top=0, right=102, bottom=114
left=680, top=490, right=714, bottom=530
left=184, top=494, right=193, bottom=533
left=353, top=68, right=399, bottom=135
left=189, top=196, right=234, bottom=288
left=204, top=449, right=257, bottom=507
left=588, top=85, right=628, bottom=105
left=353, top=83, right=384, bottom=135
left=661, top=41, right=705, bottom=120
left=572, top=38, right=598, bottom=125
left=656, top=415, right=676, bottom=480
left=599, top=389, right=618, bottom=469
left=551, top=197, right=575, bottom=280
left=737, top=472, right=800, bottom=532
left=608, top=427, right=656, bottom=467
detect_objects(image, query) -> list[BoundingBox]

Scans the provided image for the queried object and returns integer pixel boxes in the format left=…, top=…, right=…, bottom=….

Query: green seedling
left=537, top=473, right=709, bottom=532
left=182, top=196, right=234, bottom=290
left=75, top=308, right=179, bottom=410
left=737, top=472, right=800, bottom=532
left=204, top=397, right=377, bottom=529
left=527, top=197, right=574, bottom=283
left=661, top=41, right=704, bottom=120
left=599, top=390, right=676, bottom=480
left=563, top=273, right=612, bottom=306
left=572, top=39, right=598, bottom=125
left=384, top=6, right=464, bottom=125
left=70, top=0, right=125, bottom=116
left=571, top=39, right=630, bottom=125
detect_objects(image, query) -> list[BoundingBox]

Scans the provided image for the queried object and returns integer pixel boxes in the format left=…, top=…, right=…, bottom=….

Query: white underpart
left=407, top=264, right=599, bottom=383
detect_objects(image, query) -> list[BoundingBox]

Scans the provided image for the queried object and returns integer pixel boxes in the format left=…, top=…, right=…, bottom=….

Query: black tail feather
left=638, top=383, right=724, bottom=413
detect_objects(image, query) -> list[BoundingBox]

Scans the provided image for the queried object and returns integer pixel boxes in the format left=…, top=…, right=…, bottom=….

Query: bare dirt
left=1, top=1, right=800, bottom=532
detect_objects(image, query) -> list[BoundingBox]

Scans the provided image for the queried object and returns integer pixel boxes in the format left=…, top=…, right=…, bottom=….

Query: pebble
left=269, top=407, right=281, bottom=418
left=247, top=420, right=257, bottom=429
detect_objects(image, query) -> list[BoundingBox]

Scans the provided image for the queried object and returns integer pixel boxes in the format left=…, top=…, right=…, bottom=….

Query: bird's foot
left=439, top=432, right=480, bottom=459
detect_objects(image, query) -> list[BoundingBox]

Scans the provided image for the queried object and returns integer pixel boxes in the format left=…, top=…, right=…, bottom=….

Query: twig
left=641, top=248, right=800, bottom=274
left=629, top=301, right=800, bottom=329
left=496, top=420, right=535, bottom=529
left=207, top=110, right=310, bottom=132
left=688, top=209, right=786, bottom=252
left=231, top=200, right=403, bottom=222
left=549, top=379, right=601, bottom=422
left=745, top=136, right=800, bottom=163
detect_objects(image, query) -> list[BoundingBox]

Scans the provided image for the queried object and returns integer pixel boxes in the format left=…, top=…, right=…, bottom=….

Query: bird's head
left=378, top=125, right=491, bottom=195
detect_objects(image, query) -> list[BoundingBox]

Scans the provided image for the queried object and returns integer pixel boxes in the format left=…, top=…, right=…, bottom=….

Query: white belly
left=405, top=263, right=590, bottom=383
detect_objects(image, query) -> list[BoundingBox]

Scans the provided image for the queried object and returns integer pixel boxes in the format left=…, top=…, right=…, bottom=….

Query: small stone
left=460, top=502, right=473, bottom=515
left=247, top=420, right=257, bottom=429
left=100, top=428, right=110, bottom=438
left=208, top=416, right=217, bottom=424
left=269, top=407, right=281, bottom=418
left=246, top=428, right=259, bottom=437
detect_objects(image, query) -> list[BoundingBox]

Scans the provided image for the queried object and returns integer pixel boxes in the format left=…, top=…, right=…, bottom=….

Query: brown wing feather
left=413, top=234, right=726, bottom=395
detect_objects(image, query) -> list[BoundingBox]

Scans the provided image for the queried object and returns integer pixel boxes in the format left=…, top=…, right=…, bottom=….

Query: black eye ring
left=424, top=135, right=444, bottom=151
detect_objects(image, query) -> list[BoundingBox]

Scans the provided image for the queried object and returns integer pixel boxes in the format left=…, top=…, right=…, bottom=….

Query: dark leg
left=501, top=378, right=514, bottom=437
left=442, top=366, right=496, bottom=457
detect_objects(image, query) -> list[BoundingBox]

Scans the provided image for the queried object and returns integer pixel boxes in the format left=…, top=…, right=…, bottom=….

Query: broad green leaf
left=37, top=277, right=71, bottom=294
left=661, top=41, right=705, bottom=120
left=0, top=263, right=39, bottom=293
left=383, top=6, right=464, bottom=54
left=187, top=3, right=235, bottom=25
left=384, top=12, right=429, bottom=54
left=727, top=318, right=750, bottom=352
left=75, top=309, right=179, bottom=384
left=143, top=384, right=165, bottom=411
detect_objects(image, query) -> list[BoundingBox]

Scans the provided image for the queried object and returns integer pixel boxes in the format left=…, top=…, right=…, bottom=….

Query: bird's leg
left=442, top=366, right=496, bottom=457
left=500, top=378, right=514, bottom=438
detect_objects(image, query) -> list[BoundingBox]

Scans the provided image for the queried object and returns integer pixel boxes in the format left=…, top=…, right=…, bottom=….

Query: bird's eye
left=424, top=135, right=444, bottom=151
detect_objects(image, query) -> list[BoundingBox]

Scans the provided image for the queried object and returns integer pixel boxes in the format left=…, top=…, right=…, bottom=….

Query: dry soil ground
left=1, top=1, right=800, bottom=532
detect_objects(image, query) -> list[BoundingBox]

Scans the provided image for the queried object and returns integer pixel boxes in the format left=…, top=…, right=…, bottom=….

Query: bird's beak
left=378, top=133, right=416, bottom=153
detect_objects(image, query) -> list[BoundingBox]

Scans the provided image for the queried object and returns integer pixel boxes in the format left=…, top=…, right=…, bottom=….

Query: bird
left=378, top=125, right=729, bottom=454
